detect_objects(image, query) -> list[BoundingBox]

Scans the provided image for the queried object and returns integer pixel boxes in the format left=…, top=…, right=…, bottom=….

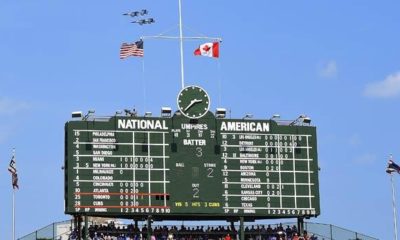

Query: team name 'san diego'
left=118, top=119, right=168, bottom=130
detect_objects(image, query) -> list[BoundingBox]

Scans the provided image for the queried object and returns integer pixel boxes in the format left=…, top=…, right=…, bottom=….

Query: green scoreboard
left=65, top=86, right=320, bottom=220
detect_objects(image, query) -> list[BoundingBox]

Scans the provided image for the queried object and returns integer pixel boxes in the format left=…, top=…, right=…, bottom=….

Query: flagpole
left=178, top=0, right=185, bottom=89
left=12, top=148, right=16, bottom=240
left=391, top=172, right=399, bottom=240
left=13, top=188, right=15, bottom=240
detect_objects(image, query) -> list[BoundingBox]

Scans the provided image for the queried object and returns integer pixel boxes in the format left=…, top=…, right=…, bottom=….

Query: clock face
left=177, top=85, right=210, bottom=119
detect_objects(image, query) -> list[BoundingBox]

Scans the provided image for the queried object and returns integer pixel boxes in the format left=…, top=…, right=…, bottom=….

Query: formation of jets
left=132, top=18, right=155, bottom=25
left=123, top=9, right=149, bottom=17
left=123, top=9, right=155, bottom=25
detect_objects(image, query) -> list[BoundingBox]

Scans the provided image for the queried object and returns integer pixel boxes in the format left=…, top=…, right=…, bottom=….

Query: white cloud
left=364, top=71, right=400, bottom=98
left=0, top=98, right=31, bottom=143
left=348, top=134, right=361, bottom=146
left=0, top=125, right=16, bottom=143
left=353, top=153, right=377, bottom=165
left=0, top=98, right=30, bottom=115
left=319, top=60, right=337, bottom=78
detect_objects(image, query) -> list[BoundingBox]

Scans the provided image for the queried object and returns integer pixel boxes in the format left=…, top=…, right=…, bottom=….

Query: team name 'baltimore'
left=118, top=119, right=168, bottom=130
left=220, top=121, right=269, bottom=132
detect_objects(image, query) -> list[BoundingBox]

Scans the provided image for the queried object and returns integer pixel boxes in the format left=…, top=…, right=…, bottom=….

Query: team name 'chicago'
left=118, top=119, right=168, bottom=130
left=220, top=121, right=269, bottom=132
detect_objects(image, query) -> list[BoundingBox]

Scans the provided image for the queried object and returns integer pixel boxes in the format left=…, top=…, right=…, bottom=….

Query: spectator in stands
left=266, top=225, right=273, bottom=237
left=292, top=232, right=299, bottom=240
left=303, top=230, right=309, bottom=240
left=291, top=225, right=298, bottom=235
left=285, top=225, right=292, bottom=238
left=142, top=225, right=148, bottom=240
left=277, top=224, right=284, bottom=233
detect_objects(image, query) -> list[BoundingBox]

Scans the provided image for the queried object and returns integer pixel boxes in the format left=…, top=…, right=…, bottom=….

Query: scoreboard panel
left=65, top=112, right=320, bottom=219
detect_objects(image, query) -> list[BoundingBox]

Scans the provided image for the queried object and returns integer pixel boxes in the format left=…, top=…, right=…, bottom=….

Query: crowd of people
left=69, top=222, right=319, bottom=240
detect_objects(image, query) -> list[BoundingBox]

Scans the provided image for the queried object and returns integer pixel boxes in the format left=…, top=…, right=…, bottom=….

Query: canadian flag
left=194, top=42, right=219, bottom=58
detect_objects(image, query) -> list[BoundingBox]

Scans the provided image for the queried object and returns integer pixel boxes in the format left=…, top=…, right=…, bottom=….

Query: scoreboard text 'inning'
left=65, top=112, right=320, bottom=220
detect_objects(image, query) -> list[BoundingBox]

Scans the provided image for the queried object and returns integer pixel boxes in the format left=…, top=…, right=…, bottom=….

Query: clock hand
left=184, top=100, right=196, bottom=112
left=184, top=99, right=202, bottom=112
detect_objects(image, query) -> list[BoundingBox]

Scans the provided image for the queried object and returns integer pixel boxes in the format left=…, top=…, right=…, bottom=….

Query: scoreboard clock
left=65, top=86, right=320, bottom=220
left=177, top=85, right=210, bottom=119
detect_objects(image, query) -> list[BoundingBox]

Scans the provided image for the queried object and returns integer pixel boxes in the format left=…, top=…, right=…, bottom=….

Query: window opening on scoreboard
left=155, top=194, right=170, bottom=201
left=291, top=135, right=298, bottom=209
left=306, top=135, right=312, bottom=209
left=277, top=134, right=283, bottom=209
left=147, top=132, right=152, bottom=206
left=192, top=167, right=199, bottom=178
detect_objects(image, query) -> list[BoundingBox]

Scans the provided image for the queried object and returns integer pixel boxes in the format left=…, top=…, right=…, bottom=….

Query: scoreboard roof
left=65, top=111, right=320, bottom=220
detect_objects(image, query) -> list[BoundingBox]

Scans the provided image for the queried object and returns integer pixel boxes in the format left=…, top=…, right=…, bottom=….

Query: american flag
left=12, top=172, right=19, bottom=189
left=8, top=154, right=19, bottom=189
left=8, top=155, right=16, bottom=174
left=120, top=40, right=144, bottom=59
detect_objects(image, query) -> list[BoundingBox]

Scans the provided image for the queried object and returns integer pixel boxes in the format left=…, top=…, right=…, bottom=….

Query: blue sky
left=1, top=0, right=400, bottom=239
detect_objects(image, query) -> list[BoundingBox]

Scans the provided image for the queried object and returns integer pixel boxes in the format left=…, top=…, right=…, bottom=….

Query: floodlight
left=145, top=112, right=152, bottom=117
left=290, top=114, right=311, bottom=126
left=243, top=114, right=253, bottom=119
left=124, top=108, right=138, bottom=117
left=83, top=110, right=95, bottom=120
left=303, top=117, right=312, bottom=124
left=161, top=107, right=172, bottom=117
left=124, top=109, right=131, bottom=115
left=215, top=108, right=226, bottom=118
left=270, top=114, right=280, bottom=120
left=72, top=111, right=83, bottom=118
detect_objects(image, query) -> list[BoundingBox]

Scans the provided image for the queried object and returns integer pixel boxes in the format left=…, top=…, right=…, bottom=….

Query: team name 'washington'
left=220, top=121, right=269, bottom=132
left=118, top=119, right=168, bottom=130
